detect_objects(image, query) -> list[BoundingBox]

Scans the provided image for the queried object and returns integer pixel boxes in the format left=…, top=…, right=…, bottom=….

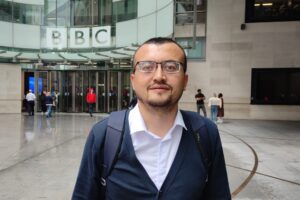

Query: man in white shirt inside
left=25, top=89, right=36, bottom=116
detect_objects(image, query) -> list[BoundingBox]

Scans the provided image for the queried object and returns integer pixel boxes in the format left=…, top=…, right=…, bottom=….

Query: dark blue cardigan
left=72, top=111, right=231, bottom=200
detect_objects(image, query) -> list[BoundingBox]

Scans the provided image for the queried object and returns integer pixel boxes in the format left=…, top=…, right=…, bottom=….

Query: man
left=25, top=89, right=36, bottom=116
left=86, top=87, right=96, bottom=117
left=45, top=91, right=53, bottom=118
left=72, top=37, right=231, bottom=199
left=195, top=89, right=207, bottom=117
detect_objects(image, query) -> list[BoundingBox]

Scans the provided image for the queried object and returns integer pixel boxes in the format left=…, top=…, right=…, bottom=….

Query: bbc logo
left=45, top=26, right=111, bottom=49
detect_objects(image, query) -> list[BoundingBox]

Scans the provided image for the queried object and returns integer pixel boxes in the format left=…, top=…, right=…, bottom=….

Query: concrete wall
left=178, top=0, right=300, bottom=121
left=0, top=64, right=22, bottom=113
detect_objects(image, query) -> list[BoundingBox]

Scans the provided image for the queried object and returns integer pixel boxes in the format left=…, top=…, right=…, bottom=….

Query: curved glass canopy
left=0, top=46, right=137, bottom=64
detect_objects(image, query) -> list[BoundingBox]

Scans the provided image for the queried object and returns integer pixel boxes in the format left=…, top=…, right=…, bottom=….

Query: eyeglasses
left=135, top=61, right=183, bottom=74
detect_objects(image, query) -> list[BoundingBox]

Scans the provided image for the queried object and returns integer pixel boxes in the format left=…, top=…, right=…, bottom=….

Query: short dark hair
left=133, top=37, right=187, bottom=73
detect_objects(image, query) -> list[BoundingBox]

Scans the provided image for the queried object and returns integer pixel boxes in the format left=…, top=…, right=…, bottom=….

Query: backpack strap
left=100, top=110, right=127, bottom=186
left=181, top=110, right=212, bottom=181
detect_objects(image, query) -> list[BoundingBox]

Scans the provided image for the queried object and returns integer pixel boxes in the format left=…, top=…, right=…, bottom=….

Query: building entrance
left=23, top=69, right=132, bottom=113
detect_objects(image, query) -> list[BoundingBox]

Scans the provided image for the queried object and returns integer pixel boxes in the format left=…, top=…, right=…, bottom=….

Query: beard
left=136, top=90, right=182, bottom=110
left=147, top=96, right=173, bottom=108
left=134, top=80, right=185, bottom=110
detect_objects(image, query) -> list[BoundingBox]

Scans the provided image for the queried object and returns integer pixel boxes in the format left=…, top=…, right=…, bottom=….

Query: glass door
left=61, top=72, right=73, bottom=112
left=36, top=71, right=48, bottom=112
left=49, top=71, right=60, bottom=112
left=121, top=71, right=131, bottom=109
left=107, top=70, right=131, bottom=112
left=25, top=69, right=132, bottom=113
left=97, top=71, right=106, bottom=112
left=108, top=71, right=118, bottom=112
left=75, top=71, right=84, bottom=112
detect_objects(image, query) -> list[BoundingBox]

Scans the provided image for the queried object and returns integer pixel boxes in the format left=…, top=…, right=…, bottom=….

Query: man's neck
left=138, top=103, right=178, bottom=138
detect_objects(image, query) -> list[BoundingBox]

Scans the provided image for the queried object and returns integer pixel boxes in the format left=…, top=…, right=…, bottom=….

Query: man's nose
left=153, top=64, right=166, bottom=80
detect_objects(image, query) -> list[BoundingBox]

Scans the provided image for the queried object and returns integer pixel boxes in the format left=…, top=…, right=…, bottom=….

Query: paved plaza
left=0, top=113, right=299, bottom=200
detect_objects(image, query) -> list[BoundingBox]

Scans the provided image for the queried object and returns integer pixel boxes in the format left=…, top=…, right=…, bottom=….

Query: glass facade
left=45, top=0, right=70, bottom=26
left=0, top=0, right=137, bottom=28
left=1, top=0, right=206, bottom=113
left=0, top=0, right=12, bottom=22
left=0, top=0, right=43, bottom=25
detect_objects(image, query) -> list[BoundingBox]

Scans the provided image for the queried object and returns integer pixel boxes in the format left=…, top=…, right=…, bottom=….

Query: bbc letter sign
left=46, top=26, right=111, bottom=49
left=92, top=26, right=111, bottom=47
left=46, top=28, right=67, bottom=49
left=70, top=28, right=89, bottom=48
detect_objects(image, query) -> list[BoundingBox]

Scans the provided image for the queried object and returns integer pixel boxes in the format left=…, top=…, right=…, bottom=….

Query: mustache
left=147, top=83, right=172, bottom=90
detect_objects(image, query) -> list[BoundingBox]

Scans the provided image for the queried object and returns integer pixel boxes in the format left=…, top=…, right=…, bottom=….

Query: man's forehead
left=134, top=43, right=184, bottom=59
left=138, top=42, right=181, bottom=51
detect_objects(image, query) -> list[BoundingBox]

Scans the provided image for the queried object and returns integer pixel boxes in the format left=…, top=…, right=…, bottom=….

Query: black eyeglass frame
left=134, top=60, right=184, bottom=74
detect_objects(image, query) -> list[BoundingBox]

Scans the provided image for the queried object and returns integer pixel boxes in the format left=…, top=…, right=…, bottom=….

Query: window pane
left=289, top=71, right=300, bottom=104
left=113, top=0, right=137, bottom=23
left=176, top=37, right=206, bottom=59
left=176, top=2, right=194, bottom=12
left=57, top=0, right=70, bottom=26
left=0, top=0, right=12, bottom=22
left=251, top=68, right=300, bottom=105
left=175, top=0, right=206, bottom=24
left=13, top=2, right=42, bottom=25
left=246, top=0, right=300, bottom=22
left=72, top=0, right=92, bottom=26
left=176, top=11, right=206, bottom=24
left=44, top=0, right=56, bottom=26
left=99, top=0, right=112, bottom=26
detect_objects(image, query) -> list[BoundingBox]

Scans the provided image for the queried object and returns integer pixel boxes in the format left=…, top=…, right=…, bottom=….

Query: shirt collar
left=128, top=105, right=187, bottom=136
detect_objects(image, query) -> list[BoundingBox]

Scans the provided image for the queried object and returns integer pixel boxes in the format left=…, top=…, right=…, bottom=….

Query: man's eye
left=141, top=64, right=155, bottom=71
left=164, top=63, right=177, bottom=71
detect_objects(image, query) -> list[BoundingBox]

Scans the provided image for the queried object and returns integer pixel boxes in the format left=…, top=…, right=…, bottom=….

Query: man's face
left=131, top=43, right=188, bottom=108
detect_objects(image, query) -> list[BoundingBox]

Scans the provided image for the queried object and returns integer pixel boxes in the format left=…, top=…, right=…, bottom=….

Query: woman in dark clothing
left=217, top=93, right=224, bottom=123
left=40, top=91, right=47, bottom=114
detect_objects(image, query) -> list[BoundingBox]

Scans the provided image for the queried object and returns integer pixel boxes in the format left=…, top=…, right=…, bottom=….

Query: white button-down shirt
left=128, top=105, right=186, bottom=189
left=26, top=92, right=36, bottom=101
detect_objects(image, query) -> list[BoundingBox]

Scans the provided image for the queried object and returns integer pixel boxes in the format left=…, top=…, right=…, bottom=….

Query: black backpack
left=100, top=110, right=212, bottom=190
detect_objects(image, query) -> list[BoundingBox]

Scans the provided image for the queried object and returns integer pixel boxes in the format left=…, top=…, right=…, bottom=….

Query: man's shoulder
left=91, top=117, right=109, bottom=135
left=86, top=118, right=109, bottom=150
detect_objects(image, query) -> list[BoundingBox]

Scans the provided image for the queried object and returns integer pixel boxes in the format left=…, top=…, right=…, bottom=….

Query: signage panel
left=69, top=28, right=90, bottom=48
left=45, top=26, right=111, bottom=49
left=46, top=28, right=67, bottom=49
left=92, top=26, right=111, bottom=47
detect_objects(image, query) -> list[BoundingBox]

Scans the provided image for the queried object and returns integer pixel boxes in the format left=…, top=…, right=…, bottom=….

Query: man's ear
left=184, top=74, right=189, bottom=90
left=130, top=73, right=136, bottom=90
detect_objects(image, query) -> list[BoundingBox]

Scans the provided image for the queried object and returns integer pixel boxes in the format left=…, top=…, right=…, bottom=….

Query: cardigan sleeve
left=202, top=123, right=232, bottom=199
left=72, top=128, right=104, bottom=200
